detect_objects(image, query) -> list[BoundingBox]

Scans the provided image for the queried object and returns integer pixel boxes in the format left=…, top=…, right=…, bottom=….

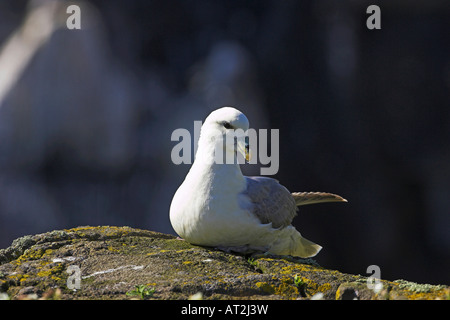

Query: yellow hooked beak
left=245, top=141, right=251, bottom=162
left=237, top=137, right=251, bottom=162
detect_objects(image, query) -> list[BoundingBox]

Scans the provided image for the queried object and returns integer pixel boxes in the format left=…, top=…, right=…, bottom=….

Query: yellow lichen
left=14, top=248, right=45, bottom=265
left=255, top=282, right=275, bottom=294
left=402, top=289, right=449, bottom=300
left=274, top=277, right=299, bottom=297
left=19, top=275, right=30, bottom=283
left=317, top=282, right=332, bottom=293
left=36, top=263, right=64, bottom=282
left=335, top=286, right=343, bottom=300
left=280, top=264, right=313, bottom=274
left=7, top=273, right=25, bottom=282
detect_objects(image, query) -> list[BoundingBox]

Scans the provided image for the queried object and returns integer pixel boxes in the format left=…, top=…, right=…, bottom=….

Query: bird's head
left=200, top=106, right=251, bottom=163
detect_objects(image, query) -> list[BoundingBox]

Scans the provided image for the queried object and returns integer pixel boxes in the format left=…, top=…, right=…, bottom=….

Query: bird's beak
left=245, top=140, right=251, bottom=162
left=237, top=137, right=251, bottom=162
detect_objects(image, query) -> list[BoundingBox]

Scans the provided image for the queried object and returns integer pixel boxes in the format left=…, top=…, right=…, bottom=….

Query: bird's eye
left=223, top=122, right=232, bottom=129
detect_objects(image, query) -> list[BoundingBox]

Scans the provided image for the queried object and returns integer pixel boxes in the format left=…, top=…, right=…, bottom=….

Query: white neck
left=188, top=132, right=246, bottom=194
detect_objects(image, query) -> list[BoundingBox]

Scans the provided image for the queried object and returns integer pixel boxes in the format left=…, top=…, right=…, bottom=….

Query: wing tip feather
left=292, top=192, right=348, bottom=206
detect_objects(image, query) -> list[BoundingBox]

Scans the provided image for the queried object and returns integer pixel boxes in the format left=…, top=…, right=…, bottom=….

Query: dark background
left=0, top=0, right=449, bottom=285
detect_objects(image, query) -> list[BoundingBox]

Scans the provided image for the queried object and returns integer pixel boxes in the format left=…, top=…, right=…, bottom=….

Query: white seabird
left=170, top=107, right=346, bottom=257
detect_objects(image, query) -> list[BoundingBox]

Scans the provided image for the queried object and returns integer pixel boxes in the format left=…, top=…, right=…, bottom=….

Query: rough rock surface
left=0, top=226, right=448, bottom=300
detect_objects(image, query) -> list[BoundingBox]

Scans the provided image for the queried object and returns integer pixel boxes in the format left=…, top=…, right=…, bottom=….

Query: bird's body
left=170, top=107, right=346, bottom=258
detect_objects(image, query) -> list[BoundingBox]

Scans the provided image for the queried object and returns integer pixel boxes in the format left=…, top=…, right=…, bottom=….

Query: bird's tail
left=292, top=192, right=347, bottom=206
left=268, top=226, right=322, bottom=258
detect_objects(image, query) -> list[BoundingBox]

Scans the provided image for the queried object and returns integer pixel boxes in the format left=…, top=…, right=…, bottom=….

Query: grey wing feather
left=243, top=176, right=297, bottom=229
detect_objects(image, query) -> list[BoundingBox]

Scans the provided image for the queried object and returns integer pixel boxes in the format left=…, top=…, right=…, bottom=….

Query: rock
left=0, top=226, right=448, bottom=300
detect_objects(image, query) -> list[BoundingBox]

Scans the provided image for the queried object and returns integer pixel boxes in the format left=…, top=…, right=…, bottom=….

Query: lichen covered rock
left=0, top=226, right=448, bottom=300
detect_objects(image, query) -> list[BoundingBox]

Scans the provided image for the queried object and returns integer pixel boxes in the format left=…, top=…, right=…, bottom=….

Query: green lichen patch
left=393, top=279, right=446, bottom=293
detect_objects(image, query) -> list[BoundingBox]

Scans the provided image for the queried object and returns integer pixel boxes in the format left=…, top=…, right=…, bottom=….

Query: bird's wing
left=243, top=176, right=297, bottom=229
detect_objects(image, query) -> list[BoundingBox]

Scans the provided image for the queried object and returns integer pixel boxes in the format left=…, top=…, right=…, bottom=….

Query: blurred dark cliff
left=0, top=0, right=448, bottom=284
